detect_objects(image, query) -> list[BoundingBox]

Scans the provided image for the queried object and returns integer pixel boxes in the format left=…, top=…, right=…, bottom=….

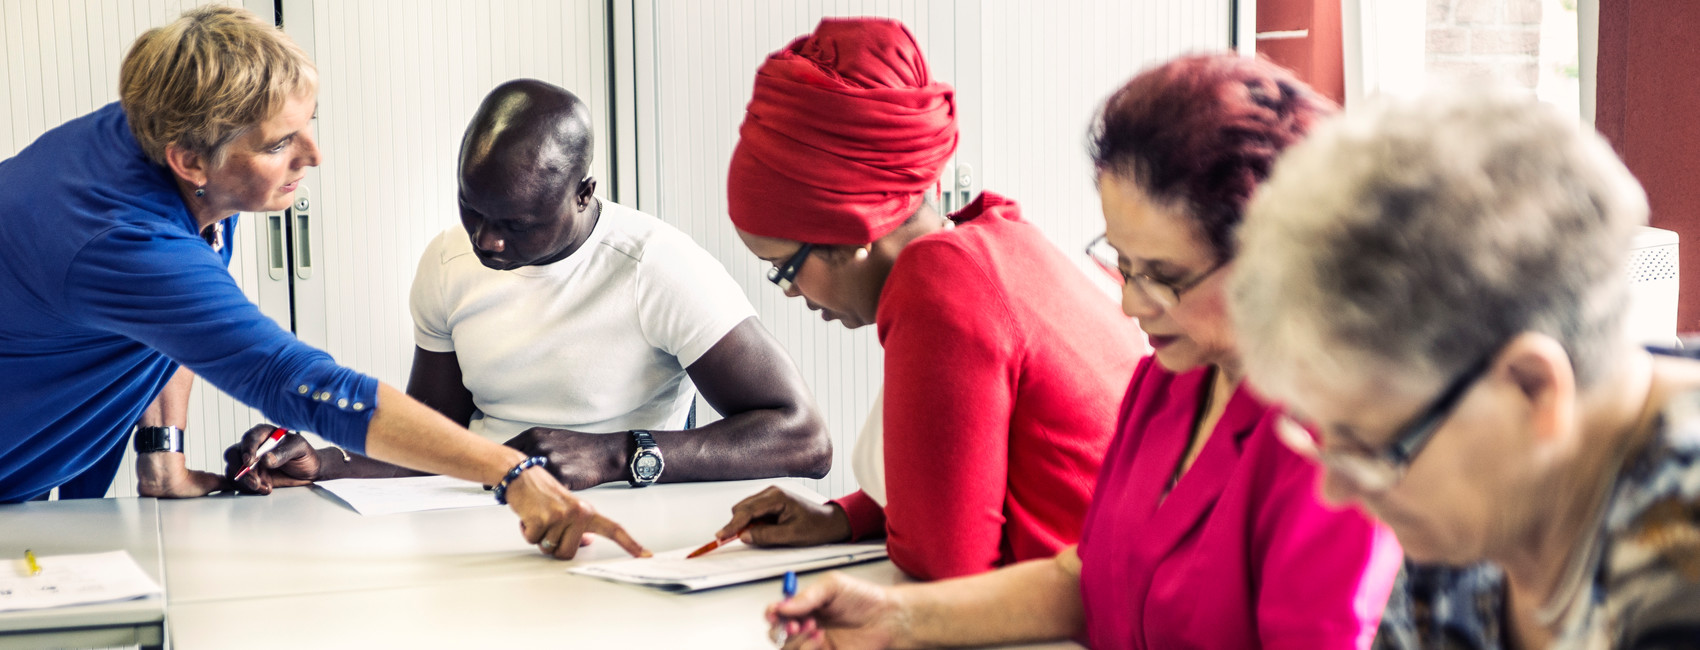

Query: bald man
left=228, top=79, right=830, bottom=490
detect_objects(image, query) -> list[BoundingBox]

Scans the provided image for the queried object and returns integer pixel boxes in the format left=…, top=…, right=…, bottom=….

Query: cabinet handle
left=291, top=195, right=313, bottom=280
left=266, top=212, right=286, bottom=281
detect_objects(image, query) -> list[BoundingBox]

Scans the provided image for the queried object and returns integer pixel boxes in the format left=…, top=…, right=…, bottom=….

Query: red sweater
left=833, top=192, right=1143, bottom=580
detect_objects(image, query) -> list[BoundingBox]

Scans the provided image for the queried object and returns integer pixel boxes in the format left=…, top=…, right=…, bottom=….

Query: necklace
left=1168, top=367, right=1220, bottom=491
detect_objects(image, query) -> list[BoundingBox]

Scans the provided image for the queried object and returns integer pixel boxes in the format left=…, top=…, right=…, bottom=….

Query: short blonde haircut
left=119, top=5, right=316, bottom=167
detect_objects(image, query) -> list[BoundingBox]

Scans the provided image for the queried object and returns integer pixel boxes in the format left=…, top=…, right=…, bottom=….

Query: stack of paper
left=0, top=550, right=162, bottom=612
left=314, top=475, right=496, bottom=516
left=569, top=541, right=888, bottom=592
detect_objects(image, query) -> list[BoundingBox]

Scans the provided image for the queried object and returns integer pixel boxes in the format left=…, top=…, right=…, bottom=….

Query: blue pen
left=771, top=570, right=799, bottom=646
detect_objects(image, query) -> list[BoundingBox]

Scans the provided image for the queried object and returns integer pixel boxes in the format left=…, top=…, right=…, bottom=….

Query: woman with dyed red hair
left=763, top=53, right=1402, bottom=649
left=712, top=17, right=1143, bottom=581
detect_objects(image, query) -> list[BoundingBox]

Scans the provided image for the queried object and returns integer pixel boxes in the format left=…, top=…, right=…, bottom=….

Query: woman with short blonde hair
left=0, top=7, right=634, bottom=562
left=120, top=5, right=316, bottom=168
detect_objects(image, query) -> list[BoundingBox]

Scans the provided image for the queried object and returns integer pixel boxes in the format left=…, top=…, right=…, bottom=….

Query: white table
left=10, top=480, right=1079, bottom=648
left=168, top=479, right=893, bottom=648
left=158, top=478, right=813, bottom=604
left=0, top=498, right=166, bottom=650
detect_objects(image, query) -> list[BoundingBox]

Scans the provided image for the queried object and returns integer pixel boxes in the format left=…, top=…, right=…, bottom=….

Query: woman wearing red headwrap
left=711, top=17, right=1142, bottom=581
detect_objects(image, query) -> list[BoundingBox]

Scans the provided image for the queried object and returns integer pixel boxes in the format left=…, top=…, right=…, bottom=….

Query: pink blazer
left=1078, top=357, right=1402, bottom=649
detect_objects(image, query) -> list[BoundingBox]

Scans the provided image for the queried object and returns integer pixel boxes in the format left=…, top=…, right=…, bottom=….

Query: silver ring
left=540, top=539, right=557, bottom=550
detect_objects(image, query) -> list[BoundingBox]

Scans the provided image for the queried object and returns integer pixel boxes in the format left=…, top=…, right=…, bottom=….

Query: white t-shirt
left=410, top=200, right=757, bottom=443
left=851, top=387, right=886, bottom=507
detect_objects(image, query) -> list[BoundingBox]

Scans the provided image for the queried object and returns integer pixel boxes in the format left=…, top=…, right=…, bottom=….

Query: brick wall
left=1427, top=0, right=1542, bottom=88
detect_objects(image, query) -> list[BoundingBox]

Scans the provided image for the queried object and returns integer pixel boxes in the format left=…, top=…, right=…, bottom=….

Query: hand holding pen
left=768, top=571, right=804, bottom=646
left=224, top=425, right=323, bottom=494
left=233, top=427, right=289, bottom=481
left=765, top=571, right=906, bottom=649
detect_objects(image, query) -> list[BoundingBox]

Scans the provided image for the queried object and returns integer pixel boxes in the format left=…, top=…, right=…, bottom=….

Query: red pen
left=233, top=428, right=289, bottom=481
left=687, top=525, right=750, bottom=559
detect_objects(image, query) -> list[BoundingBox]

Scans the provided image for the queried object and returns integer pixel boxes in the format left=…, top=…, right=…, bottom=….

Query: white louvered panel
left=297, top=0, right=611, bottom=396
left=1, top=0, right=274, bottom=498
left=975, top=0, right=1232, bottom=282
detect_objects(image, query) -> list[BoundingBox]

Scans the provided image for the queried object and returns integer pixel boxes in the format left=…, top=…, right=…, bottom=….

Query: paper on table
left=568, top=541, right=888, bottom=592
left=314, top=475, right=496, bottom=516
left=0, top=550, right=162, bottom=613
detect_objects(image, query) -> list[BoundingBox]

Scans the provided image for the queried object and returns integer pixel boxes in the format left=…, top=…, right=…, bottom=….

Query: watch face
left=634, top=453, right=662, bottom=480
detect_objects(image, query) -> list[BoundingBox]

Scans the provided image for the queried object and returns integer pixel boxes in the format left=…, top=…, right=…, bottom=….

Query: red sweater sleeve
left=876, top=237, right=1021, bottom=580
left=832, top=489, right=887, bottom=541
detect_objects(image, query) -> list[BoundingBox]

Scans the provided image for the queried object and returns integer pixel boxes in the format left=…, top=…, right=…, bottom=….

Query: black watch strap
left=132, top=426, right=185, bottom=453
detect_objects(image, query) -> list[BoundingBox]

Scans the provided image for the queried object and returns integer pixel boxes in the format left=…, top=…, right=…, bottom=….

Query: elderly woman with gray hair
left=1231, top=89, right=1700, bottom=647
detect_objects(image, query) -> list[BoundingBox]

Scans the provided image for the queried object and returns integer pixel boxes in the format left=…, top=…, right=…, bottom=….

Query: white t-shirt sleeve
left=633, top=229, right=758, bottom=368
left=410, top=231, right=456, bottom=353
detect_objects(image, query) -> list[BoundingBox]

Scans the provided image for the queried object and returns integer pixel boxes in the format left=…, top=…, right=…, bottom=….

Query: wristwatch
left=132, top=426, right=185, bottom=454
left=628, top=430, right=663, bottom=488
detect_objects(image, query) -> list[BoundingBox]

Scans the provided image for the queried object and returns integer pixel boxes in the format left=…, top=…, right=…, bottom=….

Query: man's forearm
left=315, top=448, right=430, bottom=480
left=645, top=404, right=831, bottom=483
left=363, top=382, right=526, bottom=485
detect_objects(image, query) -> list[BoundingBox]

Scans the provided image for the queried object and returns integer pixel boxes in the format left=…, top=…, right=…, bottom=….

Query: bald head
left=456, top=79, right=602, bottom=270
left=459, top=79, right=594, bottom=205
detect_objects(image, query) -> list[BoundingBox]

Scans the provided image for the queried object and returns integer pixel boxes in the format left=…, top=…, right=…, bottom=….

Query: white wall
left=975, top=0, right=1233, bottom=284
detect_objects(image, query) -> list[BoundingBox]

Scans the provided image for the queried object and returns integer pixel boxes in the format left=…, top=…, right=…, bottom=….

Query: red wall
left=1256, top=0, right=1345, bottom=105
left=1596, top=2, right=1700, bottom=332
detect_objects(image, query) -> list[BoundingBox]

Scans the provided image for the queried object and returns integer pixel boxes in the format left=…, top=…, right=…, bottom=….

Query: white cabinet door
left=625, top=0, right=1232, bottom=498
left=971, top=0, right=1234, bottom=279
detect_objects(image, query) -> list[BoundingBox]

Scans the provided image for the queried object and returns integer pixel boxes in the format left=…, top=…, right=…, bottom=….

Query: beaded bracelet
left=492, top=456, right=549, bottom=505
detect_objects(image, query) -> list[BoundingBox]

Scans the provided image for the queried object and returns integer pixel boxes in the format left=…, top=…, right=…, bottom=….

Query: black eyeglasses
left=1086, top=234, right=1226, bottom=309
left=766, top=243, right=815, bottom=291
left=1275, top=350, right=1497, bottom=493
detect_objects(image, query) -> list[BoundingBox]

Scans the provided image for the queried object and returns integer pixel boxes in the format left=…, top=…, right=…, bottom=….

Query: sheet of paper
left=0, top=550, right=162, bottom=613
left=568, top=541, right=888, bottom=592
left=314, top=475, right=496, bottom=516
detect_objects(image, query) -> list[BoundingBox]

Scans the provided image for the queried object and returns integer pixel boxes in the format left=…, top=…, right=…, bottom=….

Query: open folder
left=567, top=541, right=888, bottom=592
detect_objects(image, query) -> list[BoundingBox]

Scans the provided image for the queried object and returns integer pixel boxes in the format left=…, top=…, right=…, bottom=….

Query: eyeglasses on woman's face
left=1086, top=234, right=1225, bottom=310
left=1275, top=351, right=1497, bottom=494
left=766, top=243, right=815, bottom=292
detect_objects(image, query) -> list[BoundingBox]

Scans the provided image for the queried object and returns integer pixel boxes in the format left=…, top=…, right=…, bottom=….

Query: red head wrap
left=727, top=17, right=958, bottom=245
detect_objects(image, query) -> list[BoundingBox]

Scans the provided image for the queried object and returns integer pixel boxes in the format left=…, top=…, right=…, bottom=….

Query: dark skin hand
left=223, top=424, right=418, bottom=494
left=229, top=317, right=832, bottom=489
left=714, top=485, right=854, bottom=547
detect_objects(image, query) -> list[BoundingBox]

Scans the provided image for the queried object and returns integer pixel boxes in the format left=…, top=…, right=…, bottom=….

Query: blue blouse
left=0, top=103, right=377, bottom=502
